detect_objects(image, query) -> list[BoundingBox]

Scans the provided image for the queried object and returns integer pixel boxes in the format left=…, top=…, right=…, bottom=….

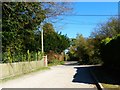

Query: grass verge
left=102, top=83, right=120, bottom=89
left=48, top=59, right=65, bottom=66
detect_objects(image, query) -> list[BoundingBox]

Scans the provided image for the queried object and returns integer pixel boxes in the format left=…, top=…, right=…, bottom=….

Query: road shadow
left=72, top=65, right=120, bottom=86
left=72, top=66, right=96, bottom=84
left=92, top=66, right=120, bottom=85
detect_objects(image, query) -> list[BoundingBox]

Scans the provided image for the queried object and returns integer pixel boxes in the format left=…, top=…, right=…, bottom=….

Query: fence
left=0, top=56, right=47, bottom=80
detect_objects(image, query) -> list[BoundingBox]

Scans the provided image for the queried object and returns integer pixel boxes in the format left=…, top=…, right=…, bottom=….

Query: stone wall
left=0, top=59, right=46, bottom=80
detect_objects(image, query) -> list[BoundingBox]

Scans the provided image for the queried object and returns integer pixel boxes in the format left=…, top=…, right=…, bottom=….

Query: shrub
left=48, top=59, right=65, bottom=66
left=100, top=34, right=120, bottom=69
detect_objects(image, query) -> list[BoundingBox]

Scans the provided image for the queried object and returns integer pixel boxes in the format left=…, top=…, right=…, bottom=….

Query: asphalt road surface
left=1, top=61, right=97, bottom=89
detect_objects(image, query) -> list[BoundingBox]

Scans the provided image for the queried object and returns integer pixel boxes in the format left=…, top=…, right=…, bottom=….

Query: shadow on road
left=92, top=66, right=120, bottom=85
left=64, top=61, right=120, bottom=87
left=72, top=65, right=120, bottom=86
left=72, top=66, right=96, bottom=84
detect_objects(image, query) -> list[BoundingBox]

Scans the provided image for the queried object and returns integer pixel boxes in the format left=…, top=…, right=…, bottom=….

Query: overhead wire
left=54, top=14, right=119, bottom=25
left=60, top=14, right=120, bottom=16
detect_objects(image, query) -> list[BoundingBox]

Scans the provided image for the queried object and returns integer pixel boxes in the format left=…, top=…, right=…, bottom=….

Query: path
left=1, top=61, right=97, bottom=89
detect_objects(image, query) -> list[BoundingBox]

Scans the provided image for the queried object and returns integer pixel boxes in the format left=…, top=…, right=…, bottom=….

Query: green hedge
left=100, top=34, right=120, bottom=68
left=2, top=50, right=43, bottom=63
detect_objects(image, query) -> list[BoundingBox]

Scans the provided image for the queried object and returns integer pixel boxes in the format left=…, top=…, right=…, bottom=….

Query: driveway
left=1, top=61, right=97, bottom=89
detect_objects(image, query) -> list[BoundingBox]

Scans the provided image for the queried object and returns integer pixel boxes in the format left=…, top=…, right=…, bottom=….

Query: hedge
left=100, top=34, right=120, bottom=69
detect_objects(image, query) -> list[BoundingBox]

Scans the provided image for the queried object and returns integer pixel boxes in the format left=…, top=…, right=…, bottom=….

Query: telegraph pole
left=41, top=24, right=44, bottom=54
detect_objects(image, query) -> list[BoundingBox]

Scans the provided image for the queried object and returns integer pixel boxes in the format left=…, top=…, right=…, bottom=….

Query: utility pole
left=41, top=23, right=48, bottom=67
left=41, top=24, right=44, bottom=54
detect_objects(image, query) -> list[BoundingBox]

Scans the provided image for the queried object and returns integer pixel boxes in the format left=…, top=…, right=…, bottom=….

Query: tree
left=2, top=2, right=72, bottom=63
left=68, top=34, right=101, bottom=64
left=2, top=2, right=46, bottom=63
left=91, top=17, right=120, bottom=40
left=2, top=2, right=46, bottom=53
left=2, top=2, right=72, bottom=52
left=100, top=34, right=120, bottom=68
left=43, top=23, right=70, bottom=54
left=89, top=17, right=120, bottom=65
left=41, top=2, right=72, bottom=21
left=68, top=34, right=88, bottom=62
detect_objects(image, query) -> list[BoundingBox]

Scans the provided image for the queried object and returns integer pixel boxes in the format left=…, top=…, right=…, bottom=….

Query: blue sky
left=54, top=2, right=118, bottom=38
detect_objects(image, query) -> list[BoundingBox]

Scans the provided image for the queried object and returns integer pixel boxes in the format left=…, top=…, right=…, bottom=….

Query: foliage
left=2, top=2, right=71, bottom=63
left=89, top=17, right=120, bottom=65
left=46, top=50, right=65, bottom=64
left=2, top=2, right=46, bottom=63
left=48, top=59, right=65, bottom=66
left=91, top=17, right=120, bottom=39
left=2, top=51, right=43, bottom=63
left=67, top=17, right=119, bottom=66
left=68, top=34, right=101, bottom=64
left=41, top=2, right=72, bottom=21
left=100, top=34, right=120, bottom=68
left=101, top=37, right=112, bottom=45
left=43, top=23, right=70, bottom=54
left=2, top=2, right=46, bottom=53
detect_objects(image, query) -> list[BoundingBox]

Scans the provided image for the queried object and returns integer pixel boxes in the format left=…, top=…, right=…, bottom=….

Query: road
left=1, top=61, right=97, bottom=89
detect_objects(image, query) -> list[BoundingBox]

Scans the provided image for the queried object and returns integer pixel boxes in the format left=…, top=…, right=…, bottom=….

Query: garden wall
left=0, top=57, right=47, bottom=80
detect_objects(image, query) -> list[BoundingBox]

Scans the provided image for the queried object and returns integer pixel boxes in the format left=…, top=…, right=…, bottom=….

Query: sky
left=54, top=2, right=119, bottom=38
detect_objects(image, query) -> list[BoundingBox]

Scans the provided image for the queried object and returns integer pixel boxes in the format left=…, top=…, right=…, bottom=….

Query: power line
left=61, top=14, right=120, bottom=16
left=59, top=22, right=97, bottom=25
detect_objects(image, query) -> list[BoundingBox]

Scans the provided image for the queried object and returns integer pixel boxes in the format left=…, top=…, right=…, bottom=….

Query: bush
left=2, top=51, right=43, bottom=63
left=48, top=59, right=65, bottom=66
left=100, top=34, right=120, bottom=69
left=47, top=51, right=65, bottom=63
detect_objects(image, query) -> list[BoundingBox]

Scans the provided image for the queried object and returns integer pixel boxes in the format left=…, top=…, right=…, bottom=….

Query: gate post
left=44, top=55, right=48, bottom=67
